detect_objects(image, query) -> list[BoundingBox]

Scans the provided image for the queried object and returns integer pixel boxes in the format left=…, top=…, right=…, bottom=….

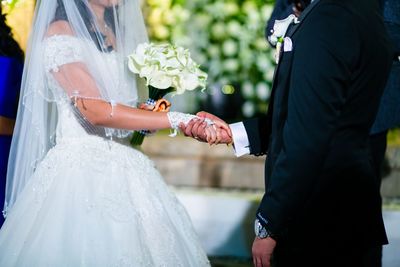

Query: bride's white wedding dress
left=0, top=35, right=210, bottom=267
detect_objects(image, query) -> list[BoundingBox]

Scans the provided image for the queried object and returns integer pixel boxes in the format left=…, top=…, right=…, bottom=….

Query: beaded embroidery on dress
left=0, top=34, right=210, bottom=267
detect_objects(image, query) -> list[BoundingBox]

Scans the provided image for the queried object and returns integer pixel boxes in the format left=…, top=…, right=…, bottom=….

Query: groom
left=182, top=0, right=394, bottom=266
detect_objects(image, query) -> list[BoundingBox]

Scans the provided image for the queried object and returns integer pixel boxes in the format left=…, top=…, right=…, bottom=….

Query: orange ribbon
left=152, top=98, right=171, bottom=112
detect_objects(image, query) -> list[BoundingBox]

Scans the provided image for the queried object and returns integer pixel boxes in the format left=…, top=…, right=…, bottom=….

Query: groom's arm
left=256, top=3, right=361, bottom=238
left=231, top=116, right=271, bottom=157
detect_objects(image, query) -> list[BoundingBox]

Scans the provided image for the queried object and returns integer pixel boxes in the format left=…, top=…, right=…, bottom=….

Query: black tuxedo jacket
left=244, top=0, right=393, bottom=246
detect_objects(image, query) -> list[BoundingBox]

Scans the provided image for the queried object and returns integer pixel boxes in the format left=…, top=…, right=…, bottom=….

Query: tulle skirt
left=0, top=135, right=210, bottom=267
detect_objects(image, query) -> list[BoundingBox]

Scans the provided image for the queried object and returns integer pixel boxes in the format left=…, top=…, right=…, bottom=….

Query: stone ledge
left=142, top=135, right=400, bottom=197
left=142, top=135, right=265, bottom=160
left=142, top=135, right=266, bottom=189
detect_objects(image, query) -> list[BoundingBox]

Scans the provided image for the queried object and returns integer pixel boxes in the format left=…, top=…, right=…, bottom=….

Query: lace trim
left=167, top=112, right=214, bottom=137
left=167, top=112, right=198, bottom=130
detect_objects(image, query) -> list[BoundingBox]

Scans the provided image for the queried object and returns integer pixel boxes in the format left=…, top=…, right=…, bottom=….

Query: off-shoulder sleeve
left=43, top=35, right=84, bottom=73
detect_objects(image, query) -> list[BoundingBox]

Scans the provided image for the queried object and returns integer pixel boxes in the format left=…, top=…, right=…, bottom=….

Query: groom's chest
left=269, top=1, right=321, bottom=112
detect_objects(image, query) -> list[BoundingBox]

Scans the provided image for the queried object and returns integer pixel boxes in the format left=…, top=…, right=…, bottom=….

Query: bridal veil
left=4, top=0, right=149, bottom=217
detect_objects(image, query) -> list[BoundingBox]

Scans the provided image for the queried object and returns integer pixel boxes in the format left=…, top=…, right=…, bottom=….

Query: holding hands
left=180, top=112, right=233, bottom=145
left=138, top=100, right=232, bottom=145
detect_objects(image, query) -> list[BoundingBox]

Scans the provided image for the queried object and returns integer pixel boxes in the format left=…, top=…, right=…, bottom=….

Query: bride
left=0, top=0, right=229, bottom=266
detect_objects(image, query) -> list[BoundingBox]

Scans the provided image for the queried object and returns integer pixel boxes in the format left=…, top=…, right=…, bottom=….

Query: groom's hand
left=252, top=237, right=276, bottom=267
left=180, top=112, right=233, bottom=144
left=196, top=112, right=233, bottom=145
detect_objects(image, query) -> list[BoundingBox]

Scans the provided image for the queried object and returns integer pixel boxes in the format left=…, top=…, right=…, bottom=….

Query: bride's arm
left=74, top=98, right=170, bottom=131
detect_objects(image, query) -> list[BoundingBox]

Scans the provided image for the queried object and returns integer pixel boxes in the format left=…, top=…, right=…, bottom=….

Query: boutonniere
left=269, top=14, right=300, bottom=64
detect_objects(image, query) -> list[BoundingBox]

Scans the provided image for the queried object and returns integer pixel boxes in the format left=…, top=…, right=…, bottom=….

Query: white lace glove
left=167, top=112, right=214, bottom=137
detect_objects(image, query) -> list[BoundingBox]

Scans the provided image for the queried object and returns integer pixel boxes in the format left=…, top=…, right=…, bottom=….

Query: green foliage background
left=143, top=0, right=277, bottom=119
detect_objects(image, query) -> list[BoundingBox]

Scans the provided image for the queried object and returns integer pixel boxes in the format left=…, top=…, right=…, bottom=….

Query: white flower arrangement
left=128, top=43, right=207, bottom=95
left=128, top=42, right=208, bottom=146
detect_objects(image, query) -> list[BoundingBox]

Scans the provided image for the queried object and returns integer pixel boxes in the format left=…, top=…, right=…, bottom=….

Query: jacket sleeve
left=256, top=3, right=360, bottom=237
left=242, top=115, right=271, bottom=156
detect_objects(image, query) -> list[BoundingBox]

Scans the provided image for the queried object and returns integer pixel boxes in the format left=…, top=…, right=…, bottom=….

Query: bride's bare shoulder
left=46, top=20, right=74, bottom=37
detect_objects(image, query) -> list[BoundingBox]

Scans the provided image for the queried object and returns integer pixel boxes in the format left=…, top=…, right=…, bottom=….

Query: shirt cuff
left=230, top=122, right=250, bottom=157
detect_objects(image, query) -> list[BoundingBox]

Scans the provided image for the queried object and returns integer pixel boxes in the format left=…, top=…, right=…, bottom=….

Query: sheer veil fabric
left=4, top=0, right=149, bottom=216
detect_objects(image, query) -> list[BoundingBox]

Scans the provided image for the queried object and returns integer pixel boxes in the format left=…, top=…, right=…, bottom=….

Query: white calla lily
left=179, top=71, right=200, bottom=91
left=131, top=52, right=146, bottom=66
left=139, top=65, right=157, bottom=79
left=127, top=55, right=141, bottom=74
left=149, top=71, right=173, bottom=89
left=165, top=58, right=181, bottom=69
left=165, top=68, right=180, bottom=76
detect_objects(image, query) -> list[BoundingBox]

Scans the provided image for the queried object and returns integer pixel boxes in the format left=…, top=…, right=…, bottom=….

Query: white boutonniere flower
left=269, top=14, right=300, bottom=64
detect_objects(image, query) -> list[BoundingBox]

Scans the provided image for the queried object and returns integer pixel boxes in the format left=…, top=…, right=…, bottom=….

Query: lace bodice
left=43, top=35, right=84, bottom=73
left=43, top=35, right=120, bottom=141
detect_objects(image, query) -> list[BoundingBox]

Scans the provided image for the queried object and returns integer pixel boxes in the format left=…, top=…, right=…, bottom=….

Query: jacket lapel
left=269, top=0, right=322, bottom=92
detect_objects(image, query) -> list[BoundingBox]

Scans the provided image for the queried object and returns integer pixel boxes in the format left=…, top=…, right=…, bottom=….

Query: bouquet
left=128, top=42, right=208, bottom=146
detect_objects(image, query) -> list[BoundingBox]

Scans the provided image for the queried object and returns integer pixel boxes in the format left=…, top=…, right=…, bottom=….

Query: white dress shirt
left=229, top=122, right=251, bottom=157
